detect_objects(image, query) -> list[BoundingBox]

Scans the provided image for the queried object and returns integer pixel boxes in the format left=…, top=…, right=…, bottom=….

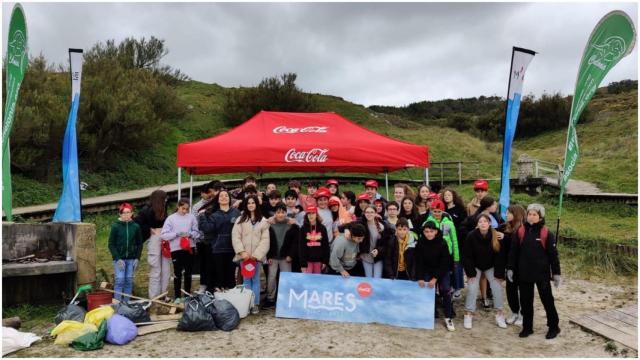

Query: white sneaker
left=506, top=312, right=518, bottom=325
left=453, top=290, right=462, bottom=300
left=496, top=314, right=507, bottom=328
left=514, top=313, right=523, bottom=326
left=250, top=305, right=260, bottom=315
left=445, top=318, right=455, bottom=331
left=464, top=314, right=473, bottom=329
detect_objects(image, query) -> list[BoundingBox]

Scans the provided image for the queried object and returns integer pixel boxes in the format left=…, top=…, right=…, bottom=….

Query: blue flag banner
left=499, top=47, right=536, bottom=219
left=53, top=94, right=81, bottom=222
left=275, top=272, right=435, bottom=329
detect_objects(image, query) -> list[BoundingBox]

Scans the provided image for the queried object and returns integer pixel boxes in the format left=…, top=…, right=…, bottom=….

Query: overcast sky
left=2, top=2, right=638, bottom=106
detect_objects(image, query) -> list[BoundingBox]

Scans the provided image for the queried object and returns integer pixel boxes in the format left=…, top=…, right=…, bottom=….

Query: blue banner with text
left=275, top=272, right=435, bottom=329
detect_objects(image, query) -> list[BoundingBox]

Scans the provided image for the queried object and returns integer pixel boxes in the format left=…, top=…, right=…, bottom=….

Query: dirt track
left=8, top=277, right=637, bottom=358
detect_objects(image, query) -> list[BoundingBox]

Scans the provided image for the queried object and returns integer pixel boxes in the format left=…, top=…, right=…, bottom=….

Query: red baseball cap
left=326, top=179, right=339, bottom=186
left=427, top=192, right=440, bottom=200
left=306, top=205, right=318, bottom=213
left=357, top=193, right=372, bottom=202
left=473, top=179, right=489, bottom=191
left=314, top=187, right=331, bottom=199
left=328, top=198, right=340, bottom=207
left=119, top=202, right=133, bottom=213
left=364, top=179, right=378, bottom=188
left=430, top=199, right=445, bottom=211
left=241, top=258, right=257, bottom=278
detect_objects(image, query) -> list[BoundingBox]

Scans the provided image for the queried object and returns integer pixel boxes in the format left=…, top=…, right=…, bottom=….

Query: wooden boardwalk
left=570, top=305, right=638, bottom=350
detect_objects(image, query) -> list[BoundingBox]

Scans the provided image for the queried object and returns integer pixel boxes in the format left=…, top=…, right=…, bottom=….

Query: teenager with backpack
left=507, top=204, right=561, bottom=339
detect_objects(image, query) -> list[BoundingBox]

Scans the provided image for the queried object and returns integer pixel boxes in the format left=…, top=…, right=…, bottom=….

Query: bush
left=222, top=73, right=316, bottom=127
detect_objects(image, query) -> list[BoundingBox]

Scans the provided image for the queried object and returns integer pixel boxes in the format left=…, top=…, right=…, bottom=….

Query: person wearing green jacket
left=424, top=199, right=464, bottom=298
left=108, top=202, right=144, bottom=302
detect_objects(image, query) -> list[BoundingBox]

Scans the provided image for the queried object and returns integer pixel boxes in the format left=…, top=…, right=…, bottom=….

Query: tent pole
left=189, top=173, right=194, bottom=206
left=178, top=167, right=182, bottom=200
left=385, top=171, right=389, bottom=200
left=425, top=168, right=429, bottom=186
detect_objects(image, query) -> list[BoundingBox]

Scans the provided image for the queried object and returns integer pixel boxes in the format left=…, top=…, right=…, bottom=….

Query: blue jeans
left=425, top=272, right=453, bottom=318
left=113, top=259, right=136, bottom=302
left=243, top=261, right=262, bottom=306
left=452, top=262, right=465, bottom=290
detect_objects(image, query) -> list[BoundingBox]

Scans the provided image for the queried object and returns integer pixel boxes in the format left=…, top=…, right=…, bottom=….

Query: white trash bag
left=2, top=326, right=41, bottom=356
left=214, top=285, right=254, bottom=319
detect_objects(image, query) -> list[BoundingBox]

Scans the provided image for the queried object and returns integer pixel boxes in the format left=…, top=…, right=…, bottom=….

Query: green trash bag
left=70, top=319, right=107, bottom=351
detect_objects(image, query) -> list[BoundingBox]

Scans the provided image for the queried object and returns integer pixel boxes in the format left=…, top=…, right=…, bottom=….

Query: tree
left=222, top=73, right=317, bottom=127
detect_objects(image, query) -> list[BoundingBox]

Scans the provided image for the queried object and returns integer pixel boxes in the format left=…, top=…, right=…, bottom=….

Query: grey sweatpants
left=464, top=267, right=504, bottom=312
left=147, top=233, right=172, bottom=299
left=267, top=259, right=292, bottom=301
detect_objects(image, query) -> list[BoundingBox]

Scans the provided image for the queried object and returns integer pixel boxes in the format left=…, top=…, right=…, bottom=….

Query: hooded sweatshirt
left=425, top=213, right=460, bottom=262
left=160, top=212, right=201, bottom=252
left=507, top=219, right=560, bottom=283
left=329, top=233, right=360, bottom=273
left=414, top=232, right=451, bottom=282
left=108, top=219, right=144, bottom=260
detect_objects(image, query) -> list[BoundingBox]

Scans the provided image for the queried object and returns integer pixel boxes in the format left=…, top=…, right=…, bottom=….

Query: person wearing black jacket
left=498, top=204, right=526, bottom=327
left=415, top=221, right=455, bottom=331
left=398, top=196, right=422, bottom=233
left=298, top=206, right=330, bottom=274
left=198, top=190, right=241, bottom=290
left=359, top=205, right=393, bottom=278
left=134, top=190, right=169, bottom=300
left=383, top=218, right=417, bottom=280
left=463, top=214, right=508, bottom=330
left=507, top=203, right=561, bottom=339
left=264, top=203, right=299, bottom=308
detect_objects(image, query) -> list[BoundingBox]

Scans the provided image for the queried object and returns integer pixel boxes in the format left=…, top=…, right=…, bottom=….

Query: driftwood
left=136, top=321, right=178, bottom=336
left=98, top=284, right=184, bottom=310
left=150, top=314, right=182, bottom=321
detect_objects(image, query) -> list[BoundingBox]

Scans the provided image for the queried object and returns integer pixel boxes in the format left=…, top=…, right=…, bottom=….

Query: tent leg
left=425, top=168, right=429, bottom=186
left=385, top=171, right=389, bottom=200
left=189, top=173, right=194, bottom=206
left=178, top=168, right=182, bottom=200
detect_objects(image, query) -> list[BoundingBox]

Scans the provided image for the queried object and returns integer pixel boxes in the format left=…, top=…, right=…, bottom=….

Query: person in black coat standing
left=508, top=203, right=561, bottom=339
left=415, top=221, right=455, bottom=331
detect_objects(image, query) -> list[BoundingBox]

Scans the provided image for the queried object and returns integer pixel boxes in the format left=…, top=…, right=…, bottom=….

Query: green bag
left=70, top=319, right=107, bottom=351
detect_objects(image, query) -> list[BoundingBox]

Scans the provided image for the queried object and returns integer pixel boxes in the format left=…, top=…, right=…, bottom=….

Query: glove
left=553, top=275, right=561, bottom=289
left=507, top=270, right=514, bottom=283
left=132, top=259, right=139, bottom=271
left=116, top=259, right=125, bottom=271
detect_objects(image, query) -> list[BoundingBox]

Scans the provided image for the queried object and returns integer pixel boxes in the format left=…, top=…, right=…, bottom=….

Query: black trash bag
left=111, top=302, right=151, bottom=324
left=212, top=299, right=240, bottom=331
left=54, top=304, right=86, bottom=324
left=177, top=295, right=217, bottom=332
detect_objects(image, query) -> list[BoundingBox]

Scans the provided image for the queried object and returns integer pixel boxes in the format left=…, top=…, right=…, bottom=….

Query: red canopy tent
left=176, top=111, right=429, bottom=199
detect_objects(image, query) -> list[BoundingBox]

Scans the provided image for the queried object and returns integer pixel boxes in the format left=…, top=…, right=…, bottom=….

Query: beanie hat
left=527, top=203, right=545, bottom=218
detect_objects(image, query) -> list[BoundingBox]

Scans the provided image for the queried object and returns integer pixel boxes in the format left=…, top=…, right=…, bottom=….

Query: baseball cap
left=241, top=258, right=257, bottom=278
left=329, top=198, right=340, bottom=207
left=364, top=179, right=378, bottom=188
left=306, top=205, right=318, bottom=214
left=357, top=193, right=372, bottom=202
left=314, top=187, right=331, bottom=199
left=473, top=179, right=489, bottom=191
left=430, top=199, right=445, bottom=211
left=326, top=179, right=339, bottom=186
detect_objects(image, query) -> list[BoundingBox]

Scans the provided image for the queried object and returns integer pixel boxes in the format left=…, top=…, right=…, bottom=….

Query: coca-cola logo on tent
left=285, top=148, right=329, bottom=163
left=273, top=126, right=328, bottom=134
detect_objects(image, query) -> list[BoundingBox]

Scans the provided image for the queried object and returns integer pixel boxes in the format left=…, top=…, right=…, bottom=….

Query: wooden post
left=440, top=163, right=444, bottom=186
left=458, top=162, right=462, bottom=185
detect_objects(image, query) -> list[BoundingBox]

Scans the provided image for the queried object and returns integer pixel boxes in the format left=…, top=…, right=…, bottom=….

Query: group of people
left=107, top=176, right=561, bottom=338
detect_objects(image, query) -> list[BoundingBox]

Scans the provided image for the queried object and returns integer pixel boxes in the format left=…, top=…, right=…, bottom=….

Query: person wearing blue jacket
left=198, top=189, right=241, bottom=290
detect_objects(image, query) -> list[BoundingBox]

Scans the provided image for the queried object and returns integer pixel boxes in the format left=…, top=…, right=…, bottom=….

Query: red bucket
left=86, top=291, right=113, bottom=311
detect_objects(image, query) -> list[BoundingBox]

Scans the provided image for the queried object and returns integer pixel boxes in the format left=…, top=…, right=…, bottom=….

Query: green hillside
left=11, top=81, right=637, bottom=208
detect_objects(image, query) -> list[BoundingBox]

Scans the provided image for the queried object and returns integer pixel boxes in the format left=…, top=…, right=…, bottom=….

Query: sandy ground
left=7, top=276, right=638, bottom=358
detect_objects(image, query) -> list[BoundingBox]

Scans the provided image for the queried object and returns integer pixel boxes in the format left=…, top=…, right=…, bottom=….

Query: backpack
left=517, top=225, right=549, bottom=249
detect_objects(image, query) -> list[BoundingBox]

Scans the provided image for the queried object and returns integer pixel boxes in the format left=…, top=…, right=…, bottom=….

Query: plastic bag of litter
left=105, top=314, right=137, bottom=345
left=70, top=319, right=107, bottom=351
left=50, top=321, right=97, bottom=345
left=3, top=327, right=41, bottom=356
left=212, top=299, right=240, bottom=331
left=177, top=295, right=217, bottom=332
left=54, top=304, right=86, bottom=324
left=111, top=302, right=151, bottom=324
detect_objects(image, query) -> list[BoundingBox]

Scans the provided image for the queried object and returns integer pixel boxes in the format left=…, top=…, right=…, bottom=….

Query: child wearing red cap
left=364, top=179, right=387, bottom=204
left=108, top=203, right=144, bottom=302
left=467, top=179, right=489, bottom=216
left=299, top=205, right=330, bottom=274
left=355, top=192, right=371, bottom=219
left=326, top=179, right=340, bottom=196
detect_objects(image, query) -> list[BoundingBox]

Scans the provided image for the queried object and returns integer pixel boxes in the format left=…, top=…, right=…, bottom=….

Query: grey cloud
left=2, top=2, right=637, bottom=106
